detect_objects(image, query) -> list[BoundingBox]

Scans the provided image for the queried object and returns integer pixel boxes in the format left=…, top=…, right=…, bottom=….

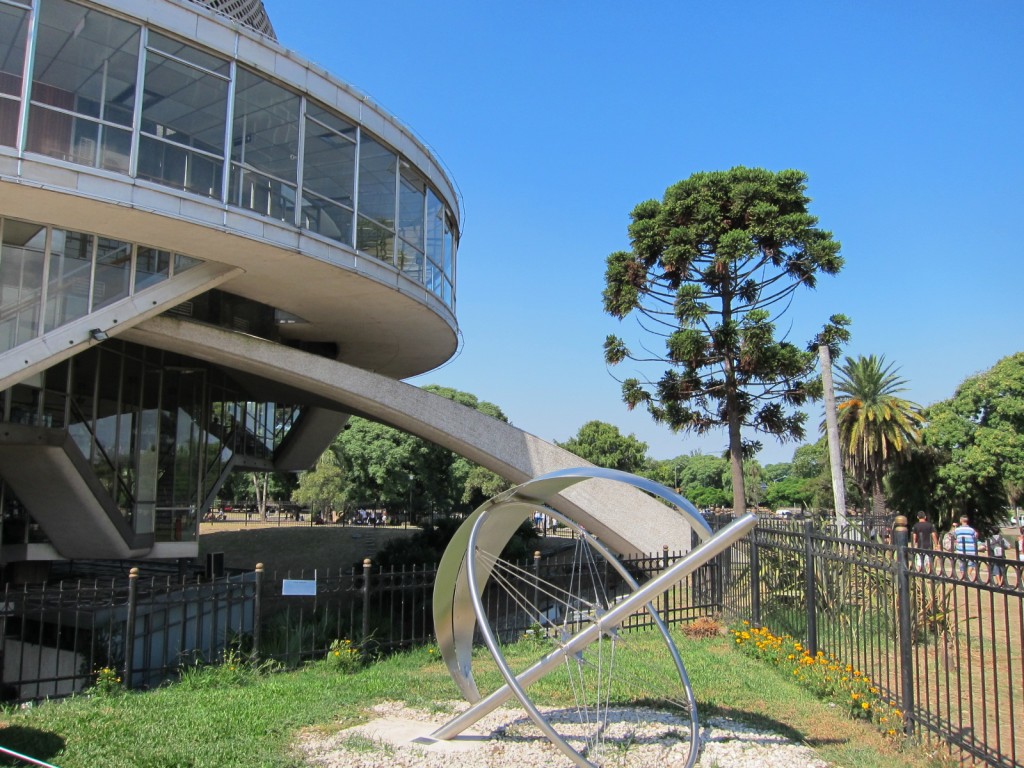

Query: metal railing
left=0, top=567, right=256, bottom=703
left=718, top=517, right=1023, bottom=768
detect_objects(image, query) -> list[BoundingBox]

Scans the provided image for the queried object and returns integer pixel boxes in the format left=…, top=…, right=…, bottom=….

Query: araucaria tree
left=603, top=167, right=848, bottom=516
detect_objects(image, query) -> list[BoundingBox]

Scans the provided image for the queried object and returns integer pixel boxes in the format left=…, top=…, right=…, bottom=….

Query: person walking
left=985, top=531, right=1006, bottom=587
left=1017, top=526, right=1024, bottom=589
left=911, top=511, right=939, bottom=571
left=953, top=515, right=979, bottom=580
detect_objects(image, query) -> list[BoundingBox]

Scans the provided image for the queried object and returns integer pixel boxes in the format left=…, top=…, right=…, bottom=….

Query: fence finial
left=893, top=515, right=908, bottom=532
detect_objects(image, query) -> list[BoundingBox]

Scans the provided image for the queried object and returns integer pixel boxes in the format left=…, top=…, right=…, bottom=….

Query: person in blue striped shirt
left=953, top=515, right=979, bottom=580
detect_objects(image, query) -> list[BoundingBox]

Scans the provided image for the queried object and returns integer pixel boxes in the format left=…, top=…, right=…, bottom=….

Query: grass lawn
left=0, top=630, right=943, bottom=768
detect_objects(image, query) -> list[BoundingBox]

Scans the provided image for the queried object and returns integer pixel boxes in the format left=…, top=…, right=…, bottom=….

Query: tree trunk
left=251, top=472, right=269, bottom=517
left=721, top=292, right=745, bottom=517
left=724, top=381, right=746, bottom=517
left=871, top=474, right=887, bottom=517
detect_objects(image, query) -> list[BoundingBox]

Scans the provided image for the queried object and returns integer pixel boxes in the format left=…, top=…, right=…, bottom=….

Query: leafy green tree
left=675, top=453, right=729, bottom=492
left=686, top=485, right=731, bottom=510
left=335, top=386, right=511, bottom=521
left=556, top=420, right=650, bottom=474
left=603, top=166, right=848, bottom=515
left=292, top=448, right=347, bottom=518
left=762, top=462, right=792, bottom=485
left=892, top=352, right=1024, bottom=532
left=833, top=355, right=923, bottom=515
left=763, top=475, right=813, bottom=510
left=220, top=471, right=296, bottom=512
left=791, top=440, right=829, bottom=481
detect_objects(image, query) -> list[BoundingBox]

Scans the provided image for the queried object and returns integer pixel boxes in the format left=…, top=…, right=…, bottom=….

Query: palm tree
left=833, top=354, right=924, bottom=516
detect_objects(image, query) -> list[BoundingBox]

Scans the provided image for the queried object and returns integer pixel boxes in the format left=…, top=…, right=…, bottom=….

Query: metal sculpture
left=430, top=467, right=757, bottom=767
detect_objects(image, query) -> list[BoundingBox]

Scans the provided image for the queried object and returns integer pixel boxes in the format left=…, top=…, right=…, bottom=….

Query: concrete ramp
left=0, top=424, right=153, bottom=559
left=124, top=318, right=694, bottom=555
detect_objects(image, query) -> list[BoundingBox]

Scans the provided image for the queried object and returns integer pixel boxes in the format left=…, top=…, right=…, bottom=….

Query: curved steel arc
left=431, top=465, right=757, bottom=768
left=431, top=512, right=755, bottom=746
left=433, top=467, right=714, bottom=700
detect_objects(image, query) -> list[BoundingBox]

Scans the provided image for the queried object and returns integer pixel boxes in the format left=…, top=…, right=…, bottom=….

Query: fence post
left=532, top=551, right=541, bottom=625
left=252, top=563, right=263, bottom=661
left=750, top=534, right=761, bottom=628
left=361, top=558, right=372, bottom=646
left=123, top=567, right=139, bottom=690
left=893, top=515, right=916, bottom=736
left=662, top=545, right=671, bottom=622
left=803, top=522, right=818, bottom=656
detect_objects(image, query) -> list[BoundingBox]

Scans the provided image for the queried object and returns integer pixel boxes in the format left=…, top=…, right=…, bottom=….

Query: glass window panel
left=398, top=170, right=425, bottom=248
left=0, top=4, right=29, bottom=147
left=443, top=215, right=455, bottom=276
left=302, top=117, right=355, bottom=208
left=0, top=219, right=46, bottom=352
left=230, top=166, right=295, bottom=222
left=396, top=240, right=423, bottom=282
left=92, top=237, right=132, bottom=311
left=138, top=134, right=222, bottom=197
left=99, top=124, right=131, bottom=172
left=357, top=135, right=396, bottom=226
left=426, top=189, right=443, bottom=267
left=306, top=102, right=356, bottom=140
left=0, top=98, right=18, bottom=147
left=147, top=31, right=229, bottom=77
left=31, top=0, right=139, bottom=127
left=0, top=4, right=28, bottom=97
left=425, top=259, right=443, bottom=298
left=44, top=228, right=93, bottom=333
left=174, top=253, right=202, bottom=274
left=231, top=67, right=299, bottom=184
left=142, top=48, right=229, bottom=155
left=135, top=246, right=170, bottom=291
left=356, top=215, right=394, bottom=263
left=301, top=193, right=352, bottom=245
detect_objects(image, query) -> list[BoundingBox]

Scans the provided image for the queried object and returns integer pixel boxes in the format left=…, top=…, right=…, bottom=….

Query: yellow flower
left=861, top=702, right=870, bottom=710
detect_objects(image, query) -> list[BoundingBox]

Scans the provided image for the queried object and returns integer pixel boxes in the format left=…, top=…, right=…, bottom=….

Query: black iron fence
left=718, top=517, right=1023, bottom=768
left=251, top=544, right=717, bottom=663
left=0, top=568, right=256, bottom=702
left=1, top=518, right=1020, bottom=768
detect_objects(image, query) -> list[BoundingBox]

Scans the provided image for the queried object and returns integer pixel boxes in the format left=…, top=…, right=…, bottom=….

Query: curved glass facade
left=0, top=0, right=457, bottom=307
left=0, top=215, right=202, bottom=353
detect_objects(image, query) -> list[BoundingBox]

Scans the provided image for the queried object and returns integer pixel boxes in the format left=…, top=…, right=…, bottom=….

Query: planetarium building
left=0, top=0, right=695, bottom=578
left=0, top=0, right=461, bottom=568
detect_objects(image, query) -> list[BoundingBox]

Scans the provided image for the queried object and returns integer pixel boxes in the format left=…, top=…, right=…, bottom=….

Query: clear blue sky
left=266, top=0, right=1024, bottom=466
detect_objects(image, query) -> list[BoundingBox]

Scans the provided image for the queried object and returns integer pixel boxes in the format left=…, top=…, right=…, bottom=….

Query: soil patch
left=199, top=524, right=418, bottom=576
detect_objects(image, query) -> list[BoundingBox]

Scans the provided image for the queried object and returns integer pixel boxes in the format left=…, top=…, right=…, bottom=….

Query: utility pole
left=819, top=345, right=849, bottom=530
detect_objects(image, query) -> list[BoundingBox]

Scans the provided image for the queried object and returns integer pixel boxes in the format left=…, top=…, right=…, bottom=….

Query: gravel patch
left=295, top=701, right=831, bottom=768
